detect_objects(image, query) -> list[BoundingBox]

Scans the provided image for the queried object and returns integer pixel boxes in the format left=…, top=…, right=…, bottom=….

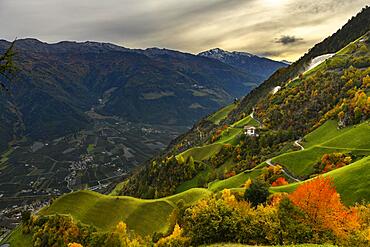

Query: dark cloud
left=257, top=50, right=285, bottom=57
left=275, top=35, right=303, bottom=45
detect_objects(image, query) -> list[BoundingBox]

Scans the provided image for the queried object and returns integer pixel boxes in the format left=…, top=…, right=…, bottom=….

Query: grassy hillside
left=231, top=115, right=259, bottom=128
left=271, top=156, right=370, bottom=205
left=207, top=104, right=237, bottom=124
left=40, top=188, right=211, bottom=236
left=208, top=167, right=264, bottom=192
left=2, top=227, right=32, bottom=247
left=272, top=121, right=370, bottom=177
left=177, top=143, right=223, bottom=161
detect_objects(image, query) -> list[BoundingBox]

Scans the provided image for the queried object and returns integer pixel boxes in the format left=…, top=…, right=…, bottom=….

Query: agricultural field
left=0, top=118, right=186, bottom=213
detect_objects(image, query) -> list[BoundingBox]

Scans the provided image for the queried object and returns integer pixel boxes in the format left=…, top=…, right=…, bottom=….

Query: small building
left=244, top=125, right=259, bottom=137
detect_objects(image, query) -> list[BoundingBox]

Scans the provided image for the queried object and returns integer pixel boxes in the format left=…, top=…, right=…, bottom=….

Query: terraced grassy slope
left=208, top=167, right=264, bottom=192
left=175, top=119, right=369, bottom=205
left=208, top=104, right=237, bottom=124
left=40, top=188, right=212, bottom=236
left=271, top=156, right=370, bottom=205
left=231, top=115, right=259, bottom=128
left=177, top=119, right=369, bottom=194
left=272, top=121, right=370, bottom=177
left=215, top=127, right=243, bottom=145
left=175, top=113, right=260, bottom=192
left=177, top=115, right=259, bottom=161
left=177, top=143, right=224, bottom=161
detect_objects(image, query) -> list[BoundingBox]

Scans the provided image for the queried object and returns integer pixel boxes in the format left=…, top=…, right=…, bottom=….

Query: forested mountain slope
left=0, top=39, right=281, bottom=152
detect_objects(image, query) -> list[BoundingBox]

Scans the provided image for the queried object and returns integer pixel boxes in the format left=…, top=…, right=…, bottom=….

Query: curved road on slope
left=266, top=158, right=301, bottom=182
left=249, top=108, right=303, bottom=182
left=249, top=108, right=262, bottom=127
left=294, top=139, right=304, bottom=150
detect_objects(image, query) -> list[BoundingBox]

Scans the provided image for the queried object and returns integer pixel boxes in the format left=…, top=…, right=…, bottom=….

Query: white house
left=244, top=125, right=259, bottom=137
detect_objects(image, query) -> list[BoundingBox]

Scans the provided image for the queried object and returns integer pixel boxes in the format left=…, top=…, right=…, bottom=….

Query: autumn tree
left=155, top=224, right=190, bottom=247
left=314, top=152, right=352, bottom=174
left=289, top=176, right=360, bottom=238
left=271, top=177, right=288, bottom=187
left=68, top=243, right=83, bottom=247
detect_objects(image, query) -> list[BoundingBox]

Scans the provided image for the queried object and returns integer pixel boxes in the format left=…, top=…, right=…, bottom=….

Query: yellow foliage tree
left=155, top=224, right=190, bottom=247
left=68, top=243, right=83, bottom=247
left=243, top=178, right=252, bottom=189
left=221, top=189, right=237, bottom=206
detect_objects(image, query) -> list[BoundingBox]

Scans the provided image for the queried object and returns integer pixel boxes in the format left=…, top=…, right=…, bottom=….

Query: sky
left=0, top=0, right=368, bottom=61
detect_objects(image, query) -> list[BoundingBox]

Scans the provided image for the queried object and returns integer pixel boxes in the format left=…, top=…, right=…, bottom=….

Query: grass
left=272, top=121, right=370, bottom=177
left=176, top=114, right=261, bottom=192
left=272, top=147, right=338, bottom=177
left=231, top=115, right=259, bottom=128
left=40, top=188, right=211, bottom=237
left=41, top=190, right=174, bottom=236
left=303, top=120, right=344, bottom=148
left=176, top=158, right=239, bottom=193
left=109, top=179, right=128, bottom=196
left=0, top=147, right=13, bottom=166
left=1, top=227, right=32, bottom=247
left=215, top=127, right=243, bottom=145
left=87, top=144, right=95, bottom=153
left=165, top=188, right=212, bottom=205
left=207, top=104, right=236, bottom=125
left=177, top=143, right=223, bottom=161
left=176, top=168, right=210, bottom=193
left=271, top=156, right=370, bottom=205
left=208, top=168, right=263, bottom=192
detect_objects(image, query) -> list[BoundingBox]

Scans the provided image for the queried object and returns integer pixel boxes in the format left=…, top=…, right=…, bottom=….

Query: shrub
left=244, top=179, right=270, bottom=207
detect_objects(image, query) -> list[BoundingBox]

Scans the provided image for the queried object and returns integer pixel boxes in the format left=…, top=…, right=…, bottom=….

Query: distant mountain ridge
left=0, top=39, right=286, bottom=150
left=199, top=48, right=287, bottom=81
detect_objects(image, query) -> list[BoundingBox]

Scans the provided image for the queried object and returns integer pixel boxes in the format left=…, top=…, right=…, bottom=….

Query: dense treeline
left=121, top=155, right=205, bottom=198
left=156, top=177, right=370, bottom=247
left=255, top=35, right=370, bottom=134
left=21, top=214, right=149, bottom=247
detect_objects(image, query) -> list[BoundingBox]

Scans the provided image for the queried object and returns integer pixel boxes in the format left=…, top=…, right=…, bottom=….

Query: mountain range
left=0, top=38, right=286, bottom=203
left=0, top=40, right=286, bottom=151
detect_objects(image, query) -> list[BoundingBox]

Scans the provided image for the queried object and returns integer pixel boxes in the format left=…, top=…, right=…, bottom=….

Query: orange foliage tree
left=289, top=176, right=359, bottom=238
left=271, top=177, right=288, bottom=186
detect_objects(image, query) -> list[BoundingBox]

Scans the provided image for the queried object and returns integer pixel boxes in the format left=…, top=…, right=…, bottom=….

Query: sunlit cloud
left=0, top=0, right=368, bottom=61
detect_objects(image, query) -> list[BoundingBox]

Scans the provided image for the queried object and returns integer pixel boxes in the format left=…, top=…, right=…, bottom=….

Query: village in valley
left=0, top=116, right=186, bottom=239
